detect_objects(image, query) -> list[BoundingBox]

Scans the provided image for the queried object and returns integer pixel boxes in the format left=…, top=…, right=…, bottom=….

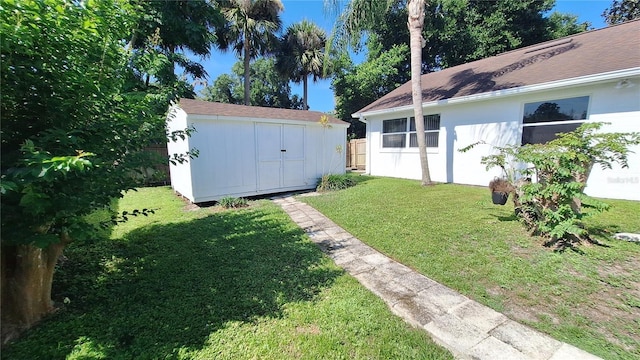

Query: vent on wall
left=615, top=79, right=635, bottom=89
left=524, top=39, right=573, bottom=54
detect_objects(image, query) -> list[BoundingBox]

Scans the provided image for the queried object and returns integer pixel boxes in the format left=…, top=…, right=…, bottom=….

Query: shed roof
left=178, top=98, right=348, bottom=125
left=355, top=20, right=640, bottom=116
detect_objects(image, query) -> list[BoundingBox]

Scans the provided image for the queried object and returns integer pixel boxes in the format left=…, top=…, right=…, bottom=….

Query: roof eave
left=185, top=113, right=350, bottom=127
left=353, top=67, right=640, bottom=119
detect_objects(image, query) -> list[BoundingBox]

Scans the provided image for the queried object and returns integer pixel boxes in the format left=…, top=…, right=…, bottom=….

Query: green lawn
left=301, top=176, right=640, bottom=360
left=2, top=187, right=452, bottom=360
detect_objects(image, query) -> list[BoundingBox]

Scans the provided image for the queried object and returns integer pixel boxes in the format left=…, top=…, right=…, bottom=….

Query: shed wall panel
left=167, top=108, right=194, bottom=200
left=190, top=120, right=257, bottom=200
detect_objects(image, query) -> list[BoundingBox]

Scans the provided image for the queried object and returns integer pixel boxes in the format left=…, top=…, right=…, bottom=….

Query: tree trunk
left=571, top=161, right=594, bottom=214
left=512, top=178, right=539, bottom=231
left=1, top=234, right=69, bottom=345
left=168, top=45, right=177, bottom=79
left=243, top=38, right=251, bottom=105
left=303, top=76, right=308, bottom=110
left=407, top=0, right=432, bottom=186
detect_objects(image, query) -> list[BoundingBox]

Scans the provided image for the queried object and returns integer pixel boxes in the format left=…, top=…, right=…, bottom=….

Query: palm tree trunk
left=408, top=0, right=432, bottom=186
left=303, top=76, right=309, bottom=110
left=243, top=39, right=251, bottom=105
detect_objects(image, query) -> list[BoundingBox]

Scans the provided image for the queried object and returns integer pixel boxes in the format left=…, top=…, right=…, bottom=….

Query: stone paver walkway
left=272, top=194, right=602, bottom=360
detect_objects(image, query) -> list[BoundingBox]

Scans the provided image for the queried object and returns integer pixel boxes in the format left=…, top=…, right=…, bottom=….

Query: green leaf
left=31, top=233, right=60, bottom=249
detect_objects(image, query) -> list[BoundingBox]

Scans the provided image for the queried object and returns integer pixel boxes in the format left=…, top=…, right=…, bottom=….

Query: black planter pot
left=492, top=192, right=509, bottom=205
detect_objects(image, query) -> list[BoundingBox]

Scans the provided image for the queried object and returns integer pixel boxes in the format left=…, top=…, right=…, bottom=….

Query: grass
left=2, top=186, right=453, bottom=360
left=301, top=176, right=640, bottom=360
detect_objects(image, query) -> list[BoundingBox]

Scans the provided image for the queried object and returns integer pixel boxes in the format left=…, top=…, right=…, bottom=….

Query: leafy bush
left=218, top=196, right=248, bottom=209
left=460, top=123, right=640, bottom=246
left=316, top=174, right=357, bottom=192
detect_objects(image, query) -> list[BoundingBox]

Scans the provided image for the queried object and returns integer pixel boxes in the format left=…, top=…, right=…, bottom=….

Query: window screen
left=409, top=114, right=440, bottom=148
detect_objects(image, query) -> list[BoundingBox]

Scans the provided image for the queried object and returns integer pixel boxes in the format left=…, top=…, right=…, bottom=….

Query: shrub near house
left=461, top=123, right=640, bottom=246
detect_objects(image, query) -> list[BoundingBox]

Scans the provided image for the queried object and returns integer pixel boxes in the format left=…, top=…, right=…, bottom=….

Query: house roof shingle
left=355, top=20, right=640, bottom=116
left=178, top=98, right=348, bottom=125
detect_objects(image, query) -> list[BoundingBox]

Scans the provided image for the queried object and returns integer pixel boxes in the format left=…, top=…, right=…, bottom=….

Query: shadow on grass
left=586, top=224, right=622, bottom=241
left=489, top=209, right=625, bottom=253
left=585, top=214, right=639, bottom=246
left=541, top=224, right=614, bottom=253
left=5, top=207, right=341, bottom=359
left=348, top=174, right=375, bottom=185
left=494, top=213, right=519, bottom=222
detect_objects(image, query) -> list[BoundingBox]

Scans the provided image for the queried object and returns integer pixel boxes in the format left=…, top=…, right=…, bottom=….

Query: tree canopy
left=128, top=0, right=224, bottom=97
left=200, top=58, right=304, bottom=109
left=332, top=43, right=409, bottom=138
left=217, top=0, right=284, bottom=105
left=346, top=0, right=590, bottom=74
left=276, top=20, right=330, bottom=110
left=602, top=0, right=640, bottom=25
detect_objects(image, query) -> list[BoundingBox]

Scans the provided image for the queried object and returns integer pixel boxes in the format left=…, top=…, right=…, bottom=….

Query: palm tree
left=218, top=0, right=284, bottom=105
left=407, top=0, right=432, bottom=186
left=328, top=0, right=432, bottom=185
left=276, top=20, right=328, bottom=110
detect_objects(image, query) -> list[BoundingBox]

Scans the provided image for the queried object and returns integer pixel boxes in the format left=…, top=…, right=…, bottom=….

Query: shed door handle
left=281, top=149, right=286, bottom=152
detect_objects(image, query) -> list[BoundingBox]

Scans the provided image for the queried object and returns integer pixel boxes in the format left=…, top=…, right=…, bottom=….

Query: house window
left=409, top=114, right=440, bottom=148
left=382, top=118, right=407, bottom=148
left=521, top=96, right=589, bottom=145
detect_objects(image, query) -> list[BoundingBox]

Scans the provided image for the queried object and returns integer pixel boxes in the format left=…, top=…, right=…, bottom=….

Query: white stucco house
left=353, top=20, right=640, bottom=201
left=167, top=99, right=348, bottom=203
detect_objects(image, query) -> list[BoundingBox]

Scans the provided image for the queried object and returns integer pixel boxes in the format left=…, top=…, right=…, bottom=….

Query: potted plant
left=459, top=141, right=522, bottom=205
left=489, top=177, right=514, bottom=205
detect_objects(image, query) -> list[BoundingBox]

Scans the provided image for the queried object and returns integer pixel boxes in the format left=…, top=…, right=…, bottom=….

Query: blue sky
left=197, top=0, right=611, bottom=113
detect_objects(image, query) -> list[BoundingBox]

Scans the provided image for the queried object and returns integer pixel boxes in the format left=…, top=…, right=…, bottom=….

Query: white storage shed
left=167, top=99, right=348, bottom=203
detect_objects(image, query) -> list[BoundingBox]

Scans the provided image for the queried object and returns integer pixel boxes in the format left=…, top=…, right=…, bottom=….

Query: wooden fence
left=144, top=144, right=171, bottom=185
left=346, top=138, right=366, bottom=170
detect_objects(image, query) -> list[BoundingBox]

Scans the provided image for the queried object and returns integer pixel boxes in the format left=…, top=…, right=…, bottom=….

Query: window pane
left=425, top=114, right=440, bottom=131
left=410, top=114, right=440, bottom=131
left=383, top=118, right=407, bottom=133
left=522, top=123, right=581, bottom=145
left=383, top=134, right=406, bottom=148
left=523, top=96, right=589, bottom=124
left=409, top=132, right=439, bottom=148
left=426, top=132, right=439, bottom=147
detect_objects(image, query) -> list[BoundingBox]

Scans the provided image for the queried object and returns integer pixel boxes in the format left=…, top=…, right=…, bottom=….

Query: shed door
left=283, top=125, right=305, bottom=187
left=257, top=123, right=305, bottom=191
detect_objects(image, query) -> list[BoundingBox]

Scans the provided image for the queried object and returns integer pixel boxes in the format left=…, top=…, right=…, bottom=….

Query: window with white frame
left=521, top=96, right=589, bottom=145
left=382, top=114, right=440, bottom=148
left=382, top=118, right=407, bottom=148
